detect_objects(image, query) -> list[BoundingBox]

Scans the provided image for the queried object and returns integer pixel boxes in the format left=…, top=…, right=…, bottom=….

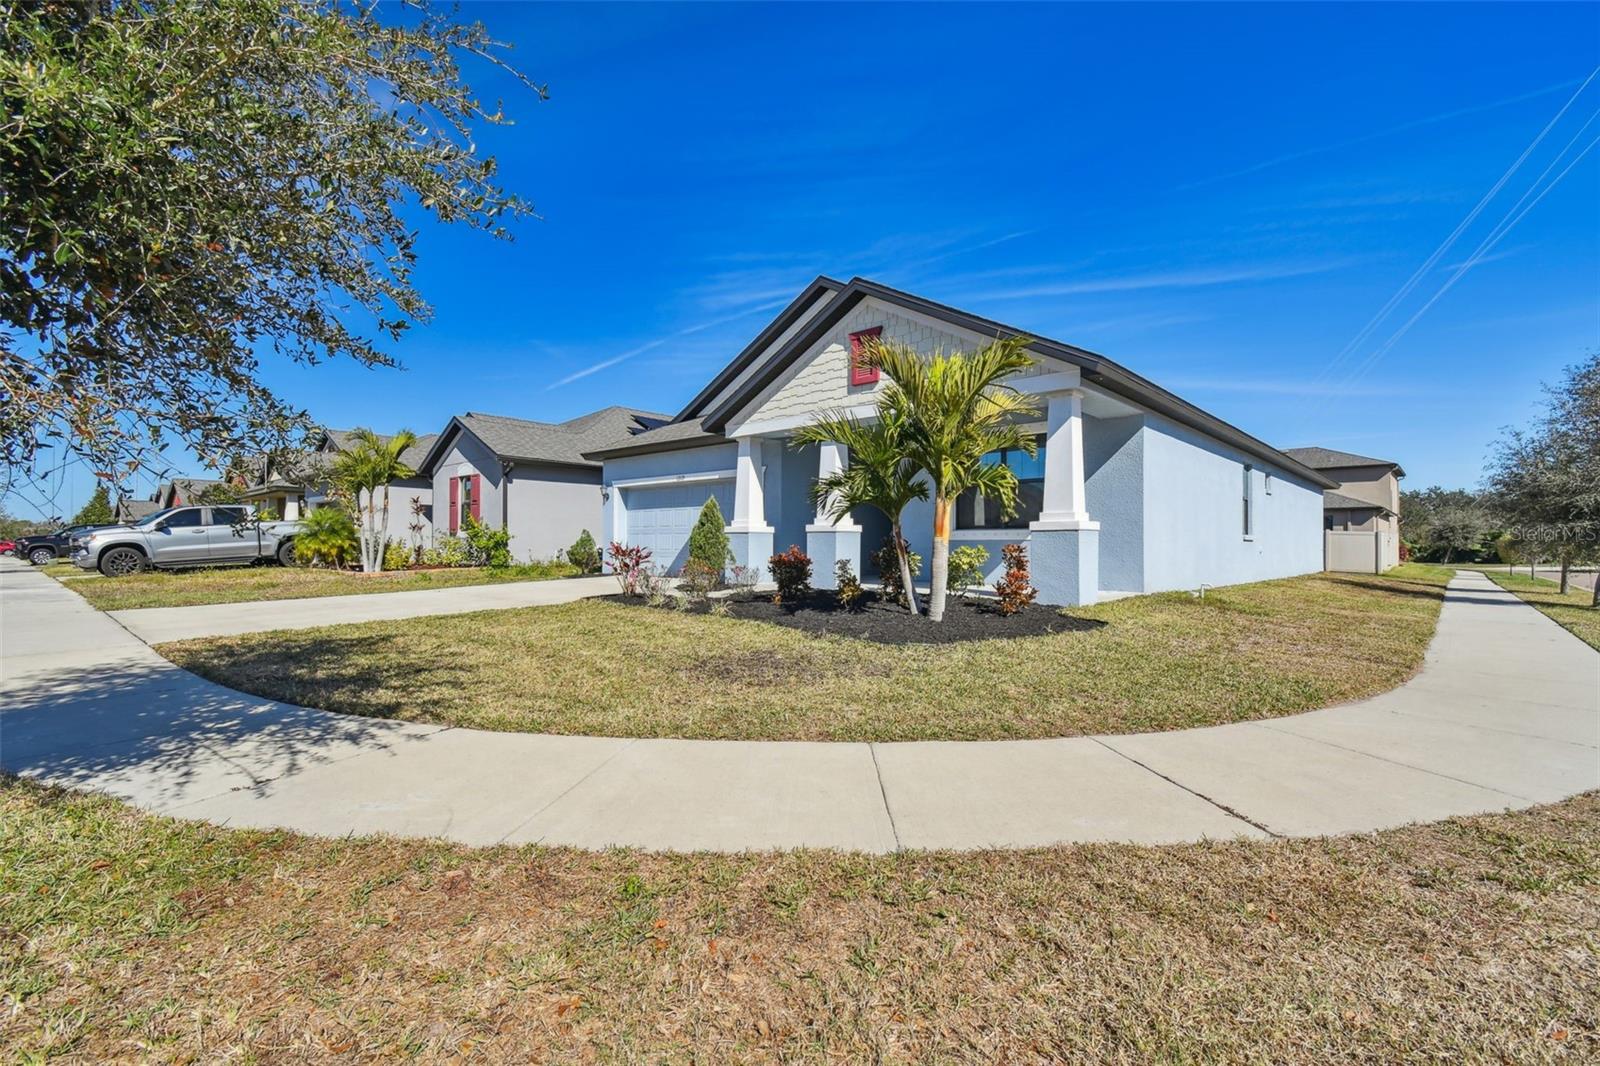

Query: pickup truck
left=16, top=523, right=118, bottom=566
left=71, top=505, right=303, bottom=576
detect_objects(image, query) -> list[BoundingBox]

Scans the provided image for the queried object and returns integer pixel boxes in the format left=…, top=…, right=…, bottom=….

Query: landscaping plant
left=461, top=516, right=512, bottom=567
left=793, top=407, right=928, bottom=614
left=295, top=506, right=358, bottom=569
left=607, top=542, right=653, bottom=596
left=70, top=485, right=114, bottom=526
left=566, top=529, right=601, bottom=574
left=835, top=559, right=864, bottom=609
left=727, top=564, right=760, bottom=601
left=993, top=542, right=1038, bottom=616
left=868, top=335, right=1040, bottom=621
left=686, top=498, right=732, bottom=577
left=330, top=428, right=419, bottom=572
left=768, top=545, right=812, bottom=603
left=948, top=544, right=990, bottom=599
left=873, top=535, right=923, bottom=609
left=679, top=559, right=720, bottom=606
left=423, top=537, right=470, bottom=568
left=408, top=496, right=429, bottom=565
left=382, top=540, right=412, bottom=572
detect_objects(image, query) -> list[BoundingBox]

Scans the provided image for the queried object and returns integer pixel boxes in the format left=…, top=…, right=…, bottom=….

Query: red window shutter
left=448, top=478, right=460, bottom=533
left=848, top=327, right=883, bottom=386
left=470, top=474, right=482, bottom=522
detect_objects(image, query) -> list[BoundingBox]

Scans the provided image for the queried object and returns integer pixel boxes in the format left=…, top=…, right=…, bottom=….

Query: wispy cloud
left=545, top=299, right=790, bottom=390
left=1177, top=78, right=1584, bottom=190
left=969, top=258, right=1365, bottom=301
left=1163, top=377, right=1426, bottom=398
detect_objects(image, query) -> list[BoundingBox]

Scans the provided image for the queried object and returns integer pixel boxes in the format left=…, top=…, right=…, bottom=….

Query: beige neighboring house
left=1282, top=447, right=1404, bottom=573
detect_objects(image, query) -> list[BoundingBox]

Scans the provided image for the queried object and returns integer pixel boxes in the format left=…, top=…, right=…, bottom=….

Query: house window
left=459, top=475, right=474, bottom=529
left=1265, top=472, right=1273, bottom=495
left=848, top=327, right=883, bottom=386
left=956, top=436, right=1046, bottom=529
left=1242, top=464, right=1254, bottom=537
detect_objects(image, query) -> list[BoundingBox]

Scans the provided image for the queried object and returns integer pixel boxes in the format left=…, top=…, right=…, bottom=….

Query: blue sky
left=21, top=2, right=1600, bottom=518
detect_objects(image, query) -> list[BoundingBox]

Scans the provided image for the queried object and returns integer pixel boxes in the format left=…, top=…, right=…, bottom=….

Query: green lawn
left=51, top=559, right=581, bottom=610
left=161, top=564, right=1455, bottom=742
left=3, top=776, right=1594, bottom=1062
left=1468, top=567, right=1600, bottom=651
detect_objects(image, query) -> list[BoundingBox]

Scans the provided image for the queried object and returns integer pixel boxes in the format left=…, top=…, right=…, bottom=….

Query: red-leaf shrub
left=768, top=545, right=812, bottom=603
left=1399, top=541, right=1411, bottom=563
left=607, top=541, right=653, bottom=596
left=993, top=543, right=1038, bottom=616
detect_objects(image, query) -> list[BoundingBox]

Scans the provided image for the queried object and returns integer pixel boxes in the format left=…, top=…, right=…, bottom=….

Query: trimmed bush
left=296, top=506, right=358, bottom=568
left=948, top=544, right=989, bottom=599
left=686, top=497, right=731, bottom=576
left=566, top=529, right=601, bottom=573
left=835, top=559, right=864, bottom=609
left=462, top=516, right=511, bottom=567
left=768, top=545, right=812, bottom=603
left=607, top=542, right=653, bottom=596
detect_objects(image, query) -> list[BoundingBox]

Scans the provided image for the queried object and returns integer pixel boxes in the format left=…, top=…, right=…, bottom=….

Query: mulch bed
left=601, top=589, right=1105, bottom=645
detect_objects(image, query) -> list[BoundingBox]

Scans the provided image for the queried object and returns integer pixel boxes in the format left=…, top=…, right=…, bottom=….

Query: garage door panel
left=623, top=481, right=733, bottom=574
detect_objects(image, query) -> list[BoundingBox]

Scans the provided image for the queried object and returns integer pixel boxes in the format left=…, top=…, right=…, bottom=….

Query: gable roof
left=320, top=429, right=438, bottom=471
left=418, top=405, right=668, bottom=474
left=640, top=275, right=1336, bottom=489
left=1323, top=490, right=1394, bottom=515
left=1282, top=447, right=1405, bottom=478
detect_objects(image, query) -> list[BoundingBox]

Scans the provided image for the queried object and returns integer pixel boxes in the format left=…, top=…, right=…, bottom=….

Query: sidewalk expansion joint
left=1091, top=737, right=1282, bottom=838
left=868, top=743, right=903, bottom=852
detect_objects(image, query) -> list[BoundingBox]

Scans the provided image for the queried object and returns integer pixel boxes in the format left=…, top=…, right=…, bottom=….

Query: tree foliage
left=686, top=497, right=731, bottom=576
left=1, top=0, right=542, bottom=489
left=70, top=484, right=113, bottom=525
left=330, top=428, right=416, bottom=572
left=1399, top=486, right=1493, bottom=562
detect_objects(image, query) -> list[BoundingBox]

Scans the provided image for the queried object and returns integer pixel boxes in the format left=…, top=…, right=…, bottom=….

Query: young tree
left=1, top=1, right=543, bottom=492
left=70, top=485, right=114, bottom=526
left=869, top=336, right=1039, bottom=622
left=330, top=429, right=417, bottom=573
left=793, top=408, right=929, bottom=615
left=686, top=498, right=731, bottom=577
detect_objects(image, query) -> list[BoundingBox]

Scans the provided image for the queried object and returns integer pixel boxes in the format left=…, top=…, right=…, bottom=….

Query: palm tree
left=871, top=336, right=1040, bottom=622
left=330, top=428, right=417, bottom=572
left=793, top=408, right=929, bottom=614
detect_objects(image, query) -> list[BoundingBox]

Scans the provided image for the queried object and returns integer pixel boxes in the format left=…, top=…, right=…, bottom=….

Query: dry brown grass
left=161, top=565, right=1456, bottom=741
left=3, top=778, right=1596, bottom=1062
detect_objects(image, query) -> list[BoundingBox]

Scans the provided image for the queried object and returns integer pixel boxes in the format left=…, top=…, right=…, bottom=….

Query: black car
left=16, top=524, right=107, bottom=566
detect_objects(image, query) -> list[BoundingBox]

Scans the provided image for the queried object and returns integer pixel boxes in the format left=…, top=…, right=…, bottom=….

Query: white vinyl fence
left=1325, top=529, right=1400, bottom=574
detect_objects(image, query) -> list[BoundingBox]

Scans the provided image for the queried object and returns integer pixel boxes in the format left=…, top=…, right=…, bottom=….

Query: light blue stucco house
left=584, top=277, right=1337, bottom=606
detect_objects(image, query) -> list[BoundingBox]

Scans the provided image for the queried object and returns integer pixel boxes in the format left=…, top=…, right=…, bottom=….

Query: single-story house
left=415, top=406, right=665, bottom=561
left=296, top=430, right=438, bottom=542
left=113, top=496, right=162, bottom=523
left=1282, top=447, right=1404, bottom=573
left=152, top=478, right=225, bottom=509
left=584, top=276, right=1338, bottom=606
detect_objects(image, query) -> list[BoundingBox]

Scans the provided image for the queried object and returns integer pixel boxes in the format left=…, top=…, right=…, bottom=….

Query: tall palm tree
left=793, top=408, right=929, bottom=614
left=871, top=336, right=1040, bottom=622
left=330, top=428, right=417, bottom=572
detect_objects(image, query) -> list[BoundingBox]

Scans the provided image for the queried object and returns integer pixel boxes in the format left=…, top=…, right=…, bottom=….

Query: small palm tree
left=870, top=336, right=1040, bottom=622
left=330, top=428, right=417, bottom=572
left=793, top=408, right=928, bottom=614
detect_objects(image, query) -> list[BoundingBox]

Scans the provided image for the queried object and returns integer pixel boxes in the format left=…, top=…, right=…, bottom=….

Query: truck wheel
left=99, top=546, right=147, bottom=577
left=28, top=546, right=55, bottom=566
left=276, top=539, right=297, bottom=567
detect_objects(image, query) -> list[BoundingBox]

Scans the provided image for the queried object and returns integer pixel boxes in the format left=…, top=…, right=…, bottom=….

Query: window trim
left=955, top=436, right=1047, bottom=531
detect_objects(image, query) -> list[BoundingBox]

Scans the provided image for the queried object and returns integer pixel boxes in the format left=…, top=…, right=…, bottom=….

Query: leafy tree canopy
left=70, top=484, right=113, bottom=525
left=1, top=0, right=542, bottom=493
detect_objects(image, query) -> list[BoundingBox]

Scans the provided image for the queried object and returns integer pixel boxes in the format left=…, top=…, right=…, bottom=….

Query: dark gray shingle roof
left=454, top=406, right=669, bottom=468
left=322, top=430, right=438, bottom=470
left=581, top=416, right=728, bottom=460
left=1283, top=446, right=1402, bottom=473
left=1323, top=490, right=1393, bottom=514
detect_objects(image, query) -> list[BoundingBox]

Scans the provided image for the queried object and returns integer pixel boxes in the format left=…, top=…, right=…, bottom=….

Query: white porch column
left=806, top=440, right=860, bottom=589
left=727, top=436, right=772, bottom=532
left=726, top=435, right=774, bottom=575
left=1031, top=389, right=1097, bottom=530
left=811, top=440, right=859, bottom=528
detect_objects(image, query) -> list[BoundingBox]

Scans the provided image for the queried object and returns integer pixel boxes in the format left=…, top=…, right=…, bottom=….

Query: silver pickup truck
left=71, top=505, right=303, bottom=576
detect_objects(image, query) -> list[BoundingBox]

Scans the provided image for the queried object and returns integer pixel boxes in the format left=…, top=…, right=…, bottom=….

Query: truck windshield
left=133, top=507, right=182, bottom=528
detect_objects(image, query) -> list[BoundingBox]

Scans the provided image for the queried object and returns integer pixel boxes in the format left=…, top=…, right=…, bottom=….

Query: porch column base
left=1028, top=526, right=1099, bottom=606
left=805, top=524, right=861, bottom=589
left=726, top=525, right=774, bottom=577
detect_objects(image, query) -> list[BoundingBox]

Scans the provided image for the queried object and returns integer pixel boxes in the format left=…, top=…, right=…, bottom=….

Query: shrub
left=993, top=542, right=1038, bottom=616
left=835, top=559, right=864, bottom=609
left=686, top=498, right=731, bottom=576
left=423, top=537, right=470, bottom=568
left=948, top=544, right=989, bottom=598
left=382, top=540, right=412, bottom=572
left=641, top=566, right=669, bottom=607
left=873, top=535, right=922, bottom=608
left=1398, top=541, right=1411, bottom=563
left=296, top=506, right=358, bottom=568
left=768, top=545, right=812, bottom=603
left=608, top=541, right=653, bottom=596
left=462, top=516, right=511, bottom=567
left=679, top=558, right=721, bottom=606
left=727, top=563, right=759, bottom=601
left=566, top=529, right=601, bottom=574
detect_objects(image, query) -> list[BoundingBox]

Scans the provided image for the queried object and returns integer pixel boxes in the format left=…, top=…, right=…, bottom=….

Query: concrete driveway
left=2, top=563, right=1596, bottom=851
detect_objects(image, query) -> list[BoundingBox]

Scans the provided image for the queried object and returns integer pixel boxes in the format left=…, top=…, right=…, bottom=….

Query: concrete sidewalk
left=107, top=573, right=621, bottom=642
left=2, top=563, right=1595, bottom=851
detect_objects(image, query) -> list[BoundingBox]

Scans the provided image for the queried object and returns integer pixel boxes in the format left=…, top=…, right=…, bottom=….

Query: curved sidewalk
left=2, top=564, right=1595, bottom=852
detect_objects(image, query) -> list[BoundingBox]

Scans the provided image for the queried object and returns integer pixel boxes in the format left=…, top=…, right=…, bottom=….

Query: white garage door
left=623, top=480, right=734, bottom=574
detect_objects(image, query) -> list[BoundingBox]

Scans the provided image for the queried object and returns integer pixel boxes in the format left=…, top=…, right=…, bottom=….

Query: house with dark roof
left=153, top=478, right=226, bottom=509
left=583, top=276, right=1338, bottom=604
left=1282, top=447, right=1405, bottom=572
left=113, top=496, right=163, bottom=524
left=415, top=406, right=665, bottom=561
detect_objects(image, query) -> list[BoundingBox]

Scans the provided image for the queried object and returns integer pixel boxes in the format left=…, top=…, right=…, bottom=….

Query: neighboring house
left=113, top=496, right=162, bottom=524
left=584, top=276, right=1337, bottom=605
left=230, top=430, right=437, bottom=541
left=152, top=478, right=226, bottom=508
left=300, top=430, right=438, bottom=543
left=1282, top=447, right=1405, bottom=573
left=415, top=407, right=665, bottom=561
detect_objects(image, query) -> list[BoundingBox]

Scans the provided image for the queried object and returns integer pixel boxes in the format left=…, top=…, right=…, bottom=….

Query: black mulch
left=598, top=589, right=1106, bottom=646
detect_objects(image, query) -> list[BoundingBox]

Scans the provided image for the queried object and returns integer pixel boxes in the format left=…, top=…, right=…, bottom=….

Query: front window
left=459, top=476, right=474, bottom=528
left=956, top=436, right=1046, bottom=529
